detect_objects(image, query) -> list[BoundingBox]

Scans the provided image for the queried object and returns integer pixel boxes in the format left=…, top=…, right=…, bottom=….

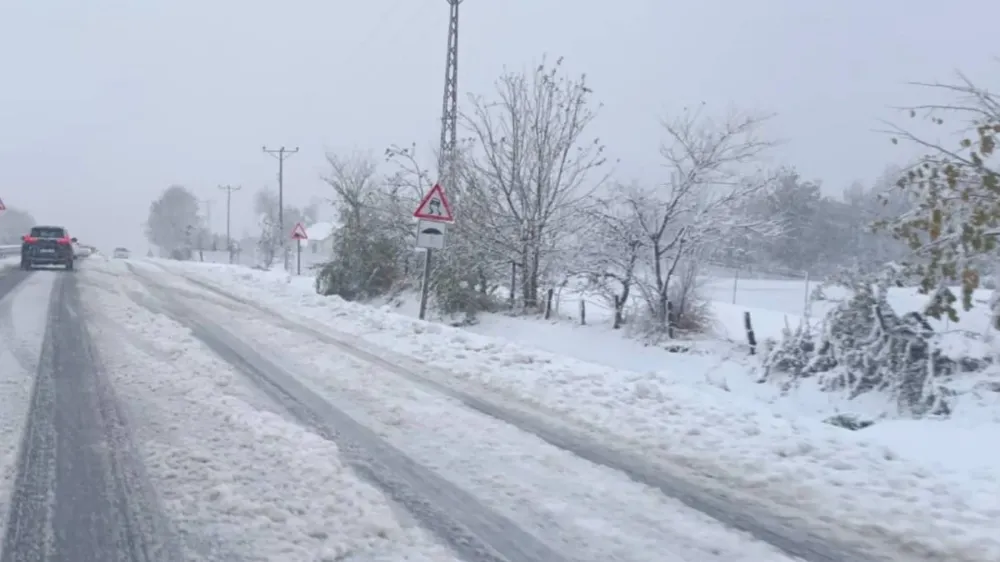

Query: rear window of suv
left=30, top=227, right=65, bottom=238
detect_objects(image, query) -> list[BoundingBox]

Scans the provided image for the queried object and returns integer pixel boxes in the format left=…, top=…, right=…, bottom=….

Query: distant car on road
left=112, top=247, right=130, bottom=259
left=21, top=226, right=76, bottom=270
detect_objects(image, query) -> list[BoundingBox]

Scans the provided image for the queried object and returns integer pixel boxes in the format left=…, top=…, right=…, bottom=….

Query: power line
left=218, top=184, right=242, bottom=263
left=262, top=146, right=299, bottom=270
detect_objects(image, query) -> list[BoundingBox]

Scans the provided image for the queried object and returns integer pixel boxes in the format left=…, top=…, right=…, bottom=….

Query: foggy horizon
left=2, top=0, right=997, bottom=251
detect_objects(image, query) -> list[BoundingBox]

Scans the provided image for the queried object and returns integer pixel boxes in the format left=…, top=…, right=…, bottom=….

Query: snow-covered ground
left=404, top=275, right=1000, bottom=473
left=109, top=257, right=807, bottom=562
left=77, top=264, right=462, bottom=561
left=144, top=258, right=1000, bottom=561
left=189, top=248, right=328, bottom=271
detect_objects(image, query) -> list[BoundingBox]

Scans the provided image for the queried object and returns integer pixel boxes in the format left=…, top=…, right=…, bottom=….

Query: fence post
left=579, top=300, right=586, bottom=325
left=544, top=288, right=554, bottom=319
left=803, top=270, right=811, bottom=317
left=732, top=268, right=739, bottom=304
left=667, top=301, right=675, bottom=339
left=509, top=262, right=517, bottom=309
left=744, top=311, right=757, bottom=355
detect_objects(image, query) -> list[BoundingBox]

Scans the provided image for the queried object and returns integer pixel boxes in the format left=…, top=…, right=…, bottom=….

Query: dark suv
left=21, top=226, right=77, bottom=270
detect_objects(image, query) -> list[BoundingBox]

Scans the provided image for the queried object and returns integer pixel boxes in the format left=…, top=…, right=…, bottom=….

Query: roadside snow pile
left=79, top=266, right=461, bottom=562
left=765, top=281, right=999, bottom=420
left=152, top=259, right=1000, bottom=561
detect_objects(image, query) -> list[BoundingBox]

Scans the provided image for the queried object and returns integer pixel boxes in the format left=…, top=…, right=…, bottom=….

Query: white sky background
left=0, top=0, right=997, bottom=252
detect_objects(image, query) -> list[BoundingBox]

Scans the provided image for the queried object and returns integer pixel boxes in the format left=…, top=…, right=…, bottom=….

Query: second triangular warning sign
left=290, top=222, right=308, bottom=240
left=413, top=184, right=454, bottom=222
left=0, top=197, right=6, bottom=211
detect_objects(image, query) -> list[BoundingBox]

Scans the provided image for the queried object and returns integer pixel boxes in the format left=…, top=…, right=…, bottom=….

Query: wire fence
left=699, top=263, right=815, bottom=317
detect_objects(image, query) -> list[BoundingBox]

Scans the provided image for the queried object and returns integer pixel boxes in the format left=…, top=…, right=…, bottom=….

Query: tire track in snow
left=1, top=274, right=183, bottom=562
left=0, top=270, right=31, bottom=304
left=127, top=266, right=569, bottom=562
left=142, top=263, right=901, bottom=562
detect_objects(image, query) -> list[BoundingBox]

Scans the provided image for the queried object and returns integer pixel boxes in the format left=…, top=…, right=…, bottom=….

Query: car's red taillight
left=57, top=237, right=71, bottom=245
left=22, top=236, right=37, bottom=243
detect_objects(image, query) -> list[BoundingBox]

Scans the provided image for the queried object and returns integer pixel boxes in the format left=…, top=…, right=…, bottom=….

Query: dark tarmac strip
left=0, top=270, right=31, bottom=300
left=1, top=274, right=182, bottom=562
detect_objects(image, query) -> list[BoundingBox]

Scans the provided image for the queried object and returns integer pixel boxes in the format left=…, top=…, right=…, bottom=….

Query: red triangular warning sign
left=413, top=183, right=454, bottom=222
left=290, top=222, right=308, bottom=240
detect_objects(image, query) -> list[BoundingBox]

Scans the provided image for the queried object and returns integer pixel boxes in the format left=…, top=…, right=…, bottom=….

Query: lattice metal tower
left=438, top=0, right=461, bottom=181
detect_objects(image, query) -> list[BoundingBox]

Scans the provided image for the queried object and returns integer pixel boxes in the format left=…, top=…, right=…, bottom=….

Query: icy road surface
left=0, top=257, right=926, bottom=561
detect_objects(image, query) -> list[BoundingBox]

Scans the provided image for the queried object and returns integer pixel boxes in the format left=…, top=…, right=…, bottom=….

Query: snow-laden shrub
left=633, top=258, right=713, bottom=341
left=431, top=261, right=499, bottom=325
left=763, top=281, right=965, bottom=417
left=810, top=283, right=827, bottom=302
left=314, top=228, right=402, bottom=300
left=824, top=413, right=875, bottom=431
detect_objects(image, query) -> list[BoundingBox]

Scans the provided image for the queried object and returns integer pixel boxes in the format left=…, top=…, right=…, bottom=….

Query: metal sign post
left=412, top=184, right=455, bottom=319
left=290, top=222, right=308, bottom=275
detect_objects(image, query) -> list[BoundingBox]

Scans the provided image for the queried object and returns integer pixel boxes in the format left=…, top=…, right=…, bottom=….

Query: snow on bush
left=764, top=278, right=994, bottom=418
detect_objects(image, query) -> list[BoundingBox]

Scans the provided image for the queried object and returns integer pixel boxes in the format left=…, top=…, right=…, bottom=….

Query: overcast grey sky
left=1, top=0, right=997, bottom=251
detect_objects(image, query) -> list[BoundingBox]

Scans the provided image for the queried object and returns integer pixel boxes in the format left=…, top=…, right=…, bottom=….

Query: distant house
left=304, top=221, right=338, bottom=256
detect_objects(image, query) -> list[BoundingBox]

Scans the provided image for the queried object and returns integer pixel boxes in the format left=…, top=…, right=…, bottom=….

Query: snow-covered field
left=144, top=258, right=1000, bottom=562
left=190, top=249, right=328, bottom=271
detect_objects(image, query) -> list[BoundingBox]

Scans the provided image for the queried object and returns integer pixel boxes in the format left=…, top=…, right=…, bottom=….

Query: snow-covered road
left=122, top=261, right=821, bottom=562
left=0, top=257, right=977, bottom=561
left=117, top=258, right=823, bottom=561
left=0, top=269, right=183, bottom=561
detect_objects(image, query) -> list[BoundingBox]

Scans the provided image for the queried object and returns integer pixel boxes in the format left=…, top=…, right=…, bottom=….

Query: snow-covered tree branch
left=631, top=106, right=778, bottom=331
left=461, top=56, right=611, bottom=308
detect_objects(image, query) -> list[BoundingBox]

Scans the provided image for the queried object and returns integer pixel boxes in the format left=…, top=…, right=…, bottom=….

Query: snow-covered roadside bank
left=76, top=262, right=460, bottom=562
left=151, top=259, right=1000, bottom=562
left=0, top=273, right=56, bottom=531
left=146, top=267, right=804, bottom=562
left=461, top=302, right=1000, bottom=475
left=367, top=282, right=1000, bottom=477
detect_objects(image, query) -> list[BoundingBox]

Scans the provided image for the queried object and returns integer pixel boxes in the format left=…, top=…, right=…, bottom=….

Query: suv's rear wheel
left=65, top=260, right=74, bottom=271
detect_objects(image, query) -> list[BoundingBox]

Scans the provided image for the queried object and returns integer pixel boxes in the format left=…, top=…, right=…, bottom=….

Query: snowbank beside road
left=0, top=256, right=19, bottom=272
left=150, top=259, right=1000, bottom=562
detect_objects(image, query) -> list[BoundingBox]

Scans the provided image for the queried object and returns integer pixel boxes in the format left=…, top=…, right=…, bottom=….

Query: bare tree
left=254, top=188, right=280, bottom=267
left=146, top=185, right=201, bottom=257
left=632, top=105, right=777, bottom=331
left=577, top=186, right=644, bottom=328
left=462, top=56, right=610, bottom=308
left=251, top=188, right=313, bottom=269
left=323, top=150, right=381, bottom=231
